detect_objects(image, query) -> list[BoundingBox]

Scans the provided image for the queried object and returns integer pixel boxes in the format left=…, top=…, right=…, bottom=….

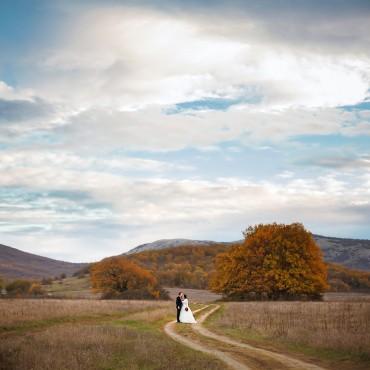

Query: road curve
left=164, top=305, right=250, bottom=370
left=193, top=305, right=326, bottom=370
left=164, top=304, right=327, bottom=370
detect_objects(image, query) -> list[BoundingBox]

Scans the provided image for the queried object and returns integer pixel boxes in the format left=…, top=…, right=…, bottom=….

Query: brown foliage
left=90, top=256, right=166, bottom=299
left=210, top=223, right=328, bottom=299
left=128, top=244, right=228, bottom=289
left=28, top=283, right=45, bottom=297
left=327, top=263, right=370, bottom=292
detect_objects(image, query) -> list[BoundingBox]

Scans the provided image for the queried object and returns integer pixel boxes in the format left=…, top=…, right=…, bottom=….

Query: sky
left=1, top=0, right=370, bottom=262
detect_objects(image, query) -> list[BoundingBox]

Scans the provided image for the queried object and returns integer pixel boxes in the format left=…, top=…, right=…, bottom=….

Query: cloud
left=0, top=97, right=54, bottom=123
left=54, top=105, right=368, bottom=152
left=300, top=153, right=370, bottom=170
left=26, top=4, right=369, bottom=113
left=1, top=172, right=370, bottom=261
left=1, top=1, right=370, bottom=260
left=0, top=145, right=370, bottom=260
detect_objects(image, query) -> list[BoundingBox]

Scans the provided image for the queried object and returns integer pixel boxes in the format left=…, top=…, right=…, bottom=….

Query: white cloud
left=1, top=2, right=370, bottom=260
left=29, top=6, right=370, bottom=112
left=55, top=105, right=366, bottom=152
left=0, top=148, right=370, bottom=261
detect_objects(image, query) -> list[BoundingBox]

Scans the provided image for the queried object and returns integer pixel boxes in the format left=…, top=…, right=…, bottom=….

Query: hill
left=127, top=244, right=370, bottom=292
left=314, top=235, right=370, bottom=270
left=0, top=244, right=87, bottom=279
left=126, top=235, right=370, bottom=271
left=1, top=233, right=369, bottom=280
left=126, top=238, right=224, bottom=254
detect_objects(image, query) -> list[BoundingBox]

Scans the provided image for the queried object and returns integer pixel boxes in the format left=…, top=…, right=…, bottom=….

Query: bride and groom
left=176, top=291, right=197, bottom=323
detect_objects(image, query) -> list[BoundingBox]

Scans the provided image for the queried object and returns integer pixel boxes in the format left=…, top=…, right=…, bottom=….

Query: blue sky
left=1, top=0, right=370, bottom=261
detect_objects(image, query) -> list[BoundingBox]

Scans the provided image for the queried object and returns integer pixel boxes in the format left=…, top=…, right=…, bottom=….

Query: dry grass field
left=43, top=276, right=99, bottom=299
left=0, top=299, right=223, bottom=370
left=206, top=301, right=370, bottom=369
left=1, top=293, right=370, bottom=370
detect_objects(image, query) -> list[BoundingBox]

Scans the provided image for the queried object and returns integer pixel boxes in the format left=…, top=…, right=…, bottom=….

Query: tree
left=210, top=223, right=328, bottom=300
left=90, top=256, right=166, bottom=299
left=29, top=283, right=45, bottom=296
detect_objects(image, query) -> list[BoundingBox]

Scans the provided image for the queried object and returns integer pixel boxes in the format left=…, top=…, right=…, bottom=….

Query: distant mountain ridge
left=0, top=244, right=87, bottom=279
left=126, top=235, right=370, bottom=271
left=1, top=233, right=369, bottom=280
left=126, top=238, right=232, bottom=254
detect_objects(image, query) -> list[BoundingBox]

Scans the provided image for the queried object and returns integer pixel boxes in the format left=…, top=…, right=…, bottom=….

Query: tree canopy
left=90, top=256, right=166, bottom=299
left=210, top=223, right=328, bottom=299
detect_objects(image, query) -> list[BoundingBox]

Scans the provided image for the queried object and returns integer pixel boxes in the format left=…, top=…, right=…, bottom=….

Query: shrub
left=90, top=256, right=168, bottom=300
left=41, top=277, right=53, bottom=285
left=6, top=280, right=32, bottom=297
left=211, top=223, right=328, bottom=300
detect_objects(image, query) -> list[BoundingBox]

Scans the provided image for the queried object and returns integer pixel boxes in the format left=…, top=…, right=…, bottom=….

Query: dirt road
left=164, top=304, right=327, bottom=370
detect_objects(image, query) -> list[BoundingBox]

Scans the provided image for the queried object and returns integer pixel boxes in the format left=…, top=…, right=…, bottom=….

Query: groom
left=176, top=292, right=183, bottom=323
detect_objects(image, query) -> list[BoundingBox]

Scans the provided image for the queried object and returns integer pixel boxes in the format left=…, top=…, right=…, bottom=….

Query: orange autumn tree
left=210, top=223, right=328, bottom=300
left=90, top=256, right=166, bottom=299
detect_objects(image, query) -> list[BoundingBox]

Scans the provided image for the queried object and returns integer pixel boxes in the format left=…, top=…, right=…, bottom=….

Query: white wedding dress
left=179, top=298, right=197, bottom=323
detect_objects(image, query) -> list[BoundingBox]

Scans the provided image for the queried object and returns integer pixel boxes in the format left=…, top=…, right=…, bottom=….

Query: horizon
left=1, top=1, right=370, bottom=262
left=3, top=231, right=370, bottom=264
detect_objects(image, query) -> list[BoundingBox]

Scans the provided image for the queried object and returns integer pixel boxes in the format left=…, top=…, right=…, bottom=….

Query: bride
left=179, top=294, right=197, bottom=323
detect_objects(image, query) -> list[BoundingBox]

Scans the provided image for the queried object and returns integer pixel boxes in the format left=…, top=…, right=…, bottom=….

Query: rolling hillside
left=0, top=244, right=87, bottom=279
left=1, top=233, right=369, bottom=280
left=127, top=235, right=370, bottom=271
left=127, top=244, right=370, bottom=292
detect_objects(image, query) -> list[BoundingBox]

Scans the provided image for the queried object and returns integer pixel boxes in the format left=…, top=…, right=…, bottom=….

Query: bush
left=90, top=256, right=168, bottom=300
left=6, top=280, right=32, bottom=297
left=211, top=223, right=328, bottom=300
left=41, top=277, right=53, bottom=285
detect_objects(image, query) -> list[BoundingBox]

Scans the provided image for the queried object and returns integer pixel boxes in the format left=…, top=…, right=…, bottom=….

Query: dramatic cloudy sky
left=1, top=0, right=370, bottom=261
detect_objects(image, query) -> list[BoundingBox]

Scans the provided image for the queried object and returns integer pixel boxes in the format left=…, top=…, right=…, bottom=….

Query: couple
left=176, top=292, right=197, bottom=323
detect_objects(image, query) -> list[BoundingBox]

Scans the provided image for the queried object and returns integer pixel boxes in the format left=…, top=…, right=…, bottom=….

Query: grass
left=206, top=301, right=370, bottom=369
left=43, top=276, right=98, bottom=299
left=0, top=299, right=225, bottom=370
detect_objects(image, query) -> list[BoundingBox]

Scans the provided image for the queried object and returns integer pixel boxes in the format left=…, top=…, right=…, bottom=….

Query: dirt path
left=164, top=306, right=250, bottom=370
left=164, top=304, right=327, bottom=370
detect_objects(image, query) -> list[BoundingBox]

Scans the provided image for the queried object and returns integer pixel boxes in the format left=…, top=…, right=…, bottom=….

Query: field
left=1, top=291, right=370, bottom=370
left=0, top=299, right=223, bottom=370
left=43, top=276, right=99, bottom=299
left=206, top=301, right=370, bottom=369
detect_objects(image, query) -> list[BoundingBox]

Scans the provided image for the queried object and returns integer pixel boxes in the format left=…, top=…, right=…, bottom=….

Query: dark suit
left=176, top=296, right=183, bottom=322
